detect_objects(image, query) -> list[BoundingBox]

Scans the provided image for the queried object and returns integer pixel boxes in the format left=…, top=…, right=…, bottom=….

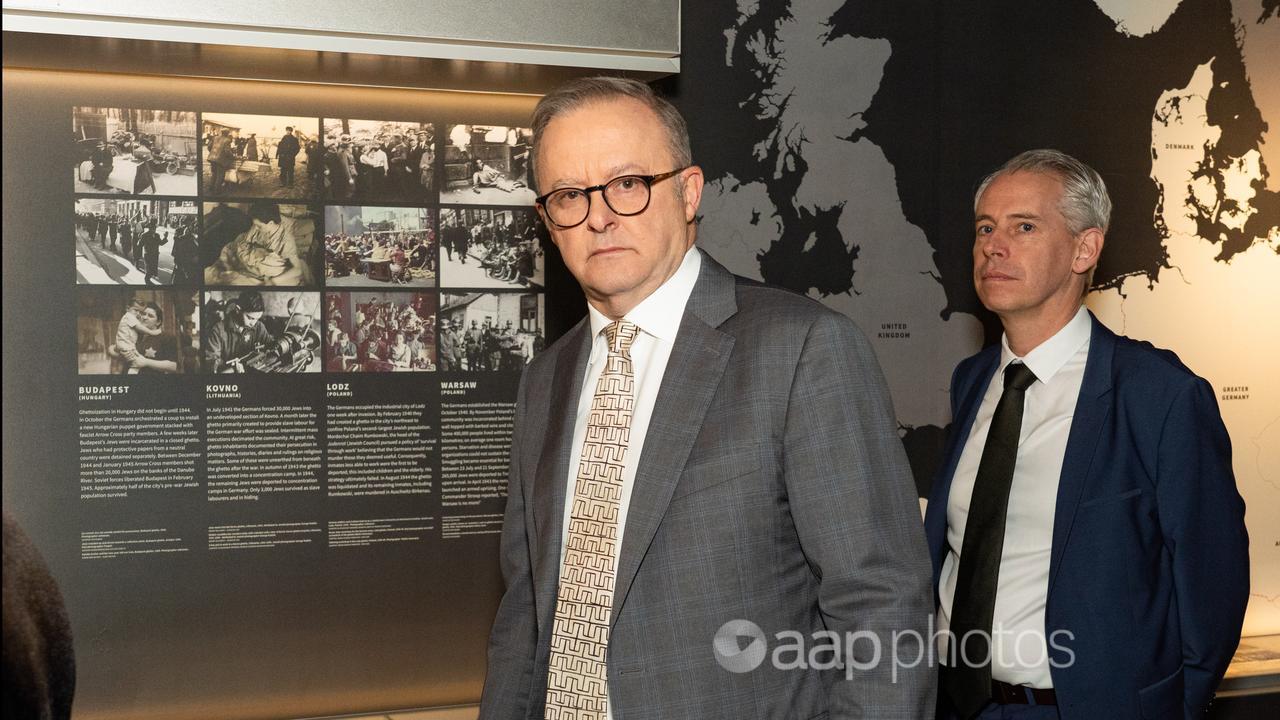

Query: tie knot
left=1003, top=362, right=1038, bottom=392
left=604, top=320, right=640, bottom=357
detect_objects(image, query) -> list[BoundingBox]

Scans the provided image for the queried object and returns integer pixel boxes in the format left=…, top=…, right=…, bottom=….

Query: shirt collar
left=587, top=246, right=702, bottom=361
left=999, top=305, right=1092, bottom=384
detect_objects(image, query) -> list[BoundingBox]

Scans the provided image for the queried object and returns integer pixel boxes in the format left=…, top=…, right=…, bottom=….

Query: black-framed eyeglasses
left=535, top=167, right=688, bottom=229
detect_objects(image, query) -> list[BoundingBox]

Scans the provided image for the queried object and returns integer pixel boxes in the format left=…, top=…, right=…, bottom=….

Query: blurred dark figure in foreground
left=3, top=511, right=75, bottom=720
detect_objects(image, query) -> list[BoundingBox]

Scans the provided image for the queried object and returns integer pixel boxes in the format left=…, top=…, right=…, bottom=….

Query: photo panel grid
left=75, top=199, right=201, bottom=286
left=439, top=292, right=545, bottom=372
left=76, top=287, right=200, bottom=375
left=324, top=291, right=438, bottom=372
left=441, top=124, right=534, bottom=205
left=202, top=201, right=323, bottom=287
left=321, top=118, right=436, bottom=204
left=438, top=206, right=543, bottom=289
left=201, top=113, right=321, bottom=200
left=73, top=107, right=199, bottom=196
left=202, top=290, right=322, bottom=373
left=324, top=206, right=437, bottom=287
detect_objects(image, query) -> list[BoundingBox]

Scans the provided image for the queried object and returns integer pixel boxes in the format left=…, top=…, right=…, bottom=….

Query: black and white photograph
left=438, top=207, right=543, bottom=289
left=321, top=119, right=435, bottom=204
left=202, top=113, right=319, bottom=199
left=440, top=292, right=544, bottom=372
left=202, top=202, right=322, bottom=287
left=202, top=290, right=322, bottom=373
left=76, top=287, right=199, bottom=374
left=325, top=292, right=437, bottom=372
left=73, top=107, right=198, bottom=195
left=441, top=124, right=534, bottom=205
left=75, top=199, right=201, bottom=285
left=324, top=206, right=437, bottom=287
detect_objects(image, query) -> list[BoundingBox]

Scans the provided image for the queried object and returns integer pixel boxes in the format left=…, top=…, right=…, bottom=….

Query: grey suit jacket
left=480, top=250, right=935, bottom=719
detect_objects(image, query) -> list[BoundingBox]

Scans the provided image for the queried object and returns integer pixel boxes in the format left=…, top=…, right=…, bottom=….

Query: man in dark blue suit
left=925, top=149, right=1248, bottom=719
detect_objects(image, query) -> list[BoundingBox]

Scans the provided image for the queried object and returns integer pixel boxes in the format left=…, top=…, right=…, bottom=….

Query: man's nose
left=979, top=229, right=1008, bottom=257
left=584, top=188, right=619, bottom=232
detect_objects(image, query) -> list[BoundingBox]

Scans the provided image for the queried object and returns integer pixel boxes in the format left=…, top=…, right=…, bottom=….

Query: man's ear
left=1072, top=227, right=1104, bottom=274
left=681, top=166, right=705, bottom=223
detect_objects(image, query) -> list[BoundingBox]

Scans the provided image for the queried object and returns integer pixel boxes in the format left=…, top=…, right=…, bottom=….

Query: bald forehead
left=535, top=97, right=674, bottom=186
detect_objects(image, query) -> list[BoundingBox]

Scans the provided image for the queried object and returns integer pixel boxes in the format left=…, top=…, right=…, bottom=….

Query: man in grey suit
left=480, top=76, right=934, bottom=720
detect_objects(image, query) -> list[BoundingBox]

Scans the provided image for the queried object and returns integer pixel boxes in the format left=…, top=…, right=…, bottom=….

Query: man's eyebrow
left=974, top=212, right=1043, bottom=223
left=548, top=177, right=586, bottom=190
left=548, top=163, right=647, bottom=190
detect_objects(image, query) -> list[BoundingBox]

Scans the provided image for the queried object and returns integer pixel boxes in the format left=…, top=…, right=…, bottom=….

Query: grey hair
left=530, top=76, right=692, bottom=190
left=974, top=148, right=1111, bottom=234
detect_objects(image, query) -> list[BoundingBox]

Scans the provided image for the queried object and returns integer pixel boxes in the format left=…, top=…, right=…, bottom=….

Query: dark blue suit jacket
left=924, top=313, right=1249, bottom=719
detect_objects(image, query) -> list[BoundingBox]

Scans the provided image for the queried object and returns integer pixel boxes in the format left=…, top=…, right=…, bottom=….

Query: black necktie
left=944, top=362, right=1038, bottom=718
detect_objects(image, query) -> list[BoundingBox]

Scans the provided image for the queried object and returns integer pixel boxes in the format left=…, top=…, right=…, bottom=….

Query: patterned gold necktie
left=545, top=320, right=640, bottom=720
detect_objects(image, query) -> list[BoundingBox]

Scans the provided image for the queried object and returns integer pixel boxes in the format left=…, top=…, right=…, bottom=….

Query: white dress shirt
left=558, top=247, right=701, bottom=718
left=938, top=305, right=1092, bottom=688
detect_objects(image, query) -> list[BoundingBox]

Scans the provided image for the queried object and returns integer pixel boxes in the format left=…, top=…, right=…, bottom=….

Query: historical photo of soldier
left=75, top=199, right=201, bottom=285
left=324, top=206, right=437, bottom=287
left=76, top=287, right=199, bottom=374
left=321, top=119, right=435, bottom=204
left=325, top=292, right=437, bottom=372
left=441, top=124, right=534, bottom=205
left=440, top=292, right=544, bottom=372
left=202, top=290, right=322, bottom=373
left=438, top=207, right=543, bottom=289
left=202, top=201, right=322, bottom=287
left=72, top=107, right=198, bottom=195
left=201, top=114, right=319, bottom=199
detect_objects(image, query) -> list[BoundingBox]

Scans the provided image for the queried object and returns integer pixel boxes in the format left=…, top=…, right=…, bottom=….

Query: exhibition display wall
left=2, top=68, right=569, bottom=720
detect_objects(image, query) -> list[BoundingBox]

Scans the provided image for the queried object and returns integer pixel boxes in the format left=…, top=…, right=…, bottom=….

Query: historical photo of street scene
left=202, top=290, right=322, bottom=373
left=324, top=206, right=437, bottom=287
left=439, top=293, right=544, bottom=372
left=441, top=125, right=534, bottom=205
left=325, top=292, right=437, bottom=372
left=75, top=199, right=200, bottom=285
left=202, top=113, right=319, bottom=199
left=76, top=287, right=199, bottom=374
left=73, top=107, right=198, bottom=195
left=321, top=118, right=435, bottom=204
left=203, top=202, right=322, bottom=287
left=439, top=207, right=543, bottom=289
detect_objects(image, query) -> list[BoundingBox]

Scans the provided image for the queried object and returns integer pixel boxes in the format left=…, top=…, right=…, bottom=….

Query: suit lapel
left=1047, top=314, right=1115, bottom=594
left=926, top=348, right=999, bottom=587
left=531, top=321, right=590, bottom=632
left=610, top=251, right=738, bottom=628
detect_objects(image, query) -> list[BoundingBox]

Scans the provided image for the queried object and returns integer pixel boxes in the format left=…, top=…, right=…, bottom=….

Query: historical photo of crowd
left=202, top=202, right=322, bottom=286
left=76, top=288, right=199, bottom=374
left=75, top=200, right=200, bottom=285
left=438, top=208, right=543, bottom=289
left=73, top=107, right=198, bottom=195
left=441, top=125, right=534, bottom=205
left=202, top=290, right=322, bottom=373
left=321, top=119, right=435, bottom=204
left=439, top=293, right=544, bottom=372
left=324, top=206, right=437, bottom=287
left=202, top=114, right=319, bottom=199
left=325, top=292, right=437, bottom=372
